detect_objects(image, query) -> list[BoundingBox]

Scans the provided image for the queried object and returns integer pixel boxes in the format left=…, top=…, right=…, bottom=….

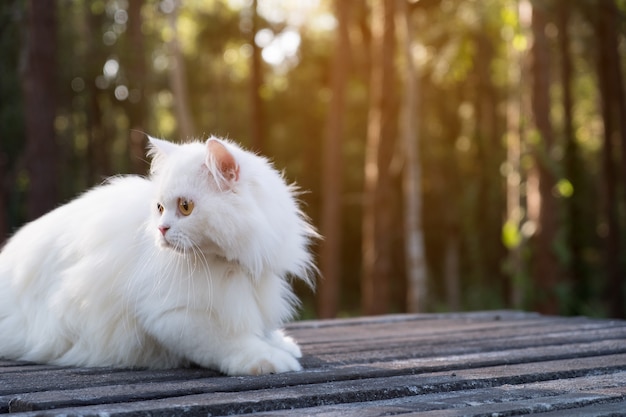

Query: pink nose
left=158, top=225, right=170, bottom=236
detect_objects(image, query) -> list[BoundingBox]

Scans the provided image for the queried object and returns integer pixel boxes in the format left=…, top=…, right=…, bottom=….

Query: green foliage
left=502, top=220, right=522, bottom=250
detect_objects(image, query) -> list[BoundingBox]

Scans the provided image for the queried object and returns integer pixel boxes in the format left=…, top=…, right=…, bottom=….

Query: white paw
left=268, top=330, right=302, bottom=358
left=221, top=341, right=302, bottom=376
left=246, top=351, right=302, bottom=375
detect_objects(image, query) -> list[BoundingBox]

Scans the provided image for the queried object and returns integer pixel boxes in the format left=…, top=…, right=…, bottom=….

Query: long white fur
left=0, top=137, right=317, bottom=375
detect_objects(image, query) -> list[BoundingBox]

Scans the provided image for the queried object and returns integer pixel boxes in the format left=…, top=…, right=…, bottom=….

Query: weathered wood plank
left=7, top=352, right=626, bottom=414
left=249, top=373, right=626, bottom=416
left=3, top=335, right=625, bottom=406
left=1, top=312, right=625, bottom=416
left=534, top=399, right=626, bottom=417
left=293, top=317, right=626, bottom=356
left=291, top=314, right=623, bottom=344
left=0, top=367, right=219, bottom=396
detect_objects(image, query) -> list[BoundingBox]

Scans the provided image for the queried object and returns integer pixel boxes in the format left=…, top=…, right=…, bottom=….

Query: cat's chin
left=157, top=237, right=220, bottom=259
left=157, top=237, right=187, bottom=254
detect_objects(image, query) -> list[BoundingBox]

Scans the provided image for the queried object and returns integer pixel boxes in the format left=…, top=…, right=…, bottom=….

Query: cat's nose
left=158, top=225, right=170, bottom=236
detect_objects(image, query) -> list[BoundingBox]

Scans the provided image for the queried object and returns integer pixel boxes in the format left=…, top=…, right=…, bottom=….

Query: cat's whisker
left=190, top=240, right=214, bottom=315
left=186, top=240, right=211, bottom=310
left=123, top=234, right=157, bottom=349
left=162, top=250, right=182, bottom=310
left=178, top=244, right=193, bottom=338
left=129, top=237, right=153, bottom=285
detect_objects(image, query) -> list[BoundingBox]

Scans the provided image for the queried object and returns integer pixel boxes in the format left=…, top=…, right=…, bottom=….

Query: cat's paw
left=247, top=353, right=302, bottom=375
left=268, top=330, right=302, bottom=358
left=221, top=342, right=302, bottom=376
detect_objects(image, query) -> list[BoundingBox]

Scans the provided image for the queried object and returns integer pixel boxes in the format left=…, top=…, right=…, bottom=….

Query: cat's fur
left=0, top=137, right=317, bottom=375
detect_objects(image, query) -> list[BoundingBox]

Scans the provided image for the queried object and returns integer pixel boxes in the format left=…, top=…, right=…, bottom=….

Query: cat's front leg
left=215, top=330, right=304, bottom=376
left=144, top=309, right=302, bottom=375
left=217, top=333, right=302, bottom=376
left=267, top=329, right=302, bottom=359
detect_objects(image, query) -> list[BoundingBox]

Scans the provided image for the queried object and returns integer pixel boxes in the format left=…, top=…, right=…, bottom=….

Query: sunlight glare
left=278, top=29, right=300, bottom=56
left=261, top=42, right=284, bottom=66
left=114, top=85, right=129, bottom=101
left=257, top=0, right=323, bottom=27
left=259, top=28, right=301, bottom=68
left=103, top=59, right=119, bottom=79
left=255, top=28, right=274, bottom=48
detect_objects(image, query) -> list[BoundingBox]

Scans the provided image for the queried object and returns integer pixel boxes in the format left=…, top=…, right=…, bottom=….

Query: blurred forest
left=1, top=0, right=626, bottom=319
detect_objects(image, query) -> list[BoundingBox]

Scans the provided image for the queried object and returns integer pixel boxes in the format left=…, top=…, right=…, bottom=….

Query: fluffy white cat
left=0, top=137, right=317, bottom=375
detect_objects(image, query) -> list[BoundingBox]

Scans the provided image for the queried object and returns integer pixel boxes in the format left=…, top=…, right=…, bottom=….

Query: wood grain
left=1, top=311, right=625, bottom=416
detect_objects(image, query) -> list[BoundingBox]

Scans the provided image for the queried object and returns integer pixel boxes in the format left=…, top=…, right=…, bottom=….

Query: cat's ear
left=147, top=136, right=179, bottom=175
left=205, top=138, right=240, bottom=189
left=147, top=136, right=178, bottom=157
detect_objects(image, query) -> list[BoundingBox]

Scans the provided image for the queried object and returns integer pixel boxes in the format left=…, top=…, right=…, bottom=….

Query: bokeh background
left=1, top=0, right=625, bottom=319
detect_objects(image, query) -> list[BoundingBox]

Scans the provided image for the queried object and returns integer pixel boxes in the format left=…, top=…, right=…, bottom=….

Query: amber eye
left=178, top=198, right=194, bottom=216
left=157, top=203, right=164, bottom=214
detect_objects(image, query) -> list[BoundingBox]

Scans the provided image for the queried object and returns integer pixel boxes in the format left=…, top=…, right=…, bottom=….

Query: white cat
left=0, top=136, right=317, bottom=375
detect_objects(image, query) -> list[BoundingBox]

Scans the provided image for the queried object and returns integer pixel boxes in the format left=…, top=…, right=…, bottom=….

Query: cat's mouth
left=158, top=233, right=226, bottom=258
left=158, top=235, right=186, bottom=253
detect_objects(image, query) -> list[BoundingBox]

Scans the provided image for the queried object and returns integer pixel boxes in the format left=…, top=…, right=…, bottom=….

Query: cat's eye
left=157, top=203, right=164, bottom=214
left=178, top=198, right=194, bottom=216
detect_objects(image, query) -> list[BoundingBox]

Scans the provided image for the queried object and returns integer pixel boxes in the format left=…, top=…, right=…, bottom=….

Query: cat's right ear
left=147, top=136, right=178, bottom=157
left=147, top=136, right=178, bottom=175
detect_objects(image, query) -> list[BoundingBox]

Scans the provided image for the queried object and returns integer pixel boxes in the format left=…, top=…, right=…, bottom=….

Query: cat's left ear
left=205, top=138, right=240, bottom=189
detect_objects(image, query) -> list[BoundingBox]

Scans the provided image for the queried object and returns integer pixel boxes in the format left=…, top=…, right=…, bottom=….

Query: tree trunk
left=249, top=0, right=265, bottom=154
left=362, top=0, right=397, bottom=315
left=167, top=0, right=195, bottom=140
left=558, top=0, right=585, bottom=314
left=0, top=153, right=6, bottom=241
left=472, top=28, right=503, bottom=294
left=82, top=4, right=108, bottom=184
left=505, top=0, right=529, bottom=309
left=127, top=0, right=148, bottom=174
left=396, top=0, right=427, bottom=313
left=22, top=0, right=59, bottom=220
left=318, top=0, right=351, bottom=319
left=529, top=1, right=561, bottom=315
left=595, top=0, right=625, bottom=319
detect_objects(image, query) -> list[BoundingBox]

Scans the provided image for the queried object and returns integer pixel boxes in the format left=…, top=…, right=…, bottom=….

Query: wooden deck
left=1, top=311, right=626, bottom=416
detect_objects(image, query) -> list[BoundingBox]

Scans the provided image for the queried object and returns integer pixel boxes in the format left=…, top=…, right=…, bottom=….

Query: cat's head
left=146, top=136, right=317, bottom=281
